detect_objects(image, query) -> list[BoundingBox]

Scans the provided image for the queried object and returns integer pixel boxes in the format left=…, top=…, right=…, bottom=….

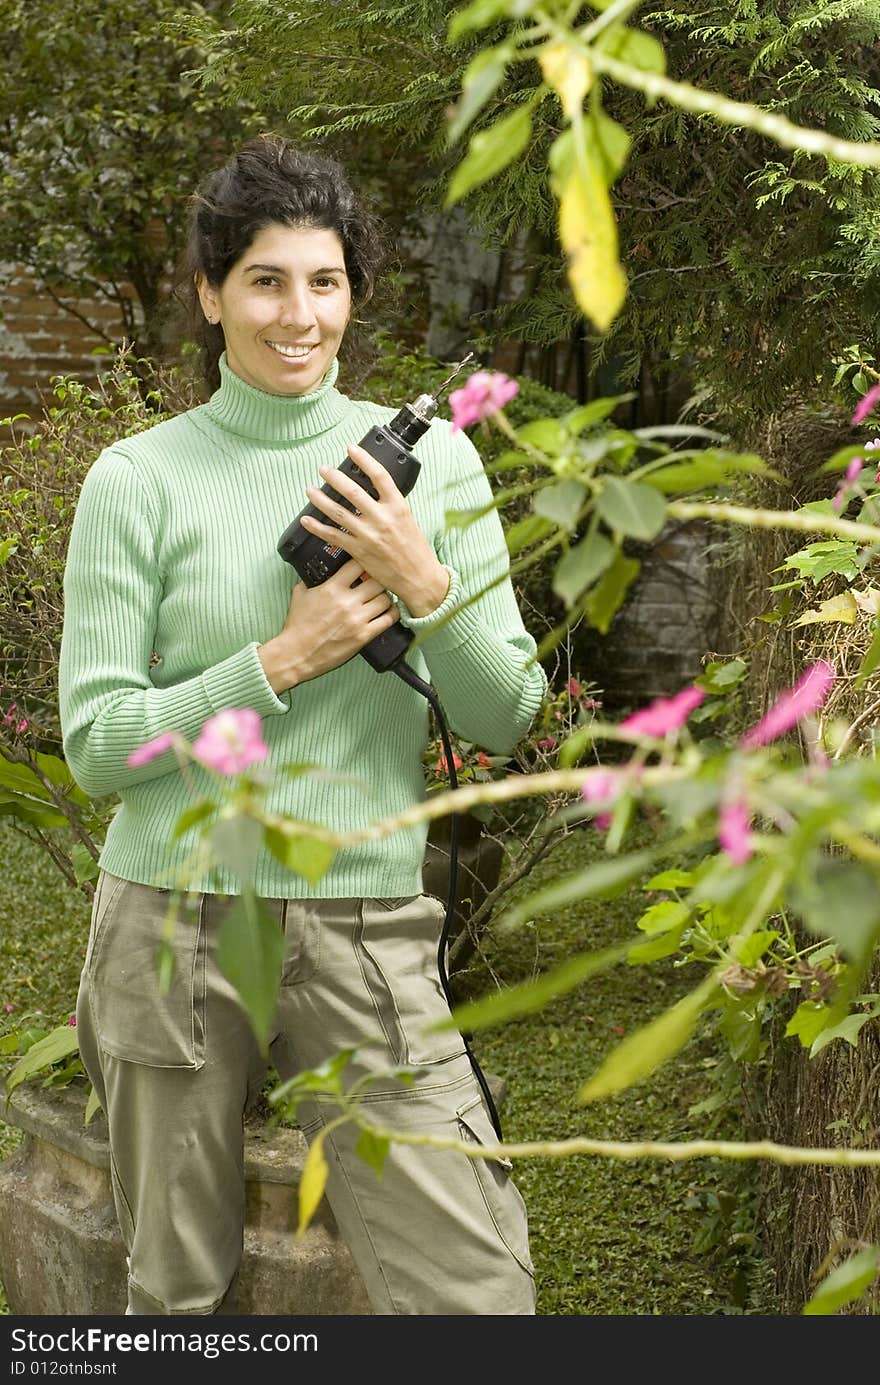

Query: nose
left=278, top=285, right=317, bottom=332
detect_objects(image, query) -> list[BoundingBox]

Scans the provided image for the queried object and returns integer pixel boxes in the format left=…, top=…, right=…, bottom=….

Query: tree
left=0, top=0, right=267, bottom=361
left=183, top=0, right=880, bottom=422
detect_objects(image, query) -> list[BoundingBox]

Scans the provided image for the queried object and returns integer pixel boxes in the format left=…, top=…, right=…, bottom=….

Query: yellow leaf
left=539, top=40, right=592, bottom=119
left=297, top=1132, right=329, bottom=1239
left=851, top=585, right=880, bottom=616
left=793, top=591, right=858, bottom=627
left=558, top=159, right=627, bottom=333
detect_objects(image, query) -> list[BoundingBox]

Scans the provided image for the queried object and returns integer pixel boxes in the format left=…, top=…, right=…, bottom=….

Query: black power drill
left=276, top=353, right=474, bottom=675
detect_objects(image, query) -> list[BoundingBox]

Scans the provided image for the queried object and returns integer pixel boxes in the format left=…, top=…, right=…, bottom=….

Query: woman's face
left=197, top=222, right=352, bottom=396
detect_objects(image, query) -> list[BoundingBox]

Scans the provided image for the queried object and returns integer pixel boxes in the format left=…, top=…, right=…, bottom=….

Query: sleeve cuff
left=399, top=566, right=483, bottom=653
left=200, top=642, right=291, bottom=717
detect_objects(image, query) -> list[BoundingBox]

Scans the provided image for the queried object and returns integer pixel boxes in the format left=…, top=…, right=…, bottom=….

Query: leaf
left=445, top=102, right=533, bottom=206
left=84, top=1085, right=102, bottom=1125
left=802, top=1248, right=880, bottom=1315
left=498, top=848, right=659, bottom=932
left=736, top=930, right=779, bottom=967
left=448, top=0, right=540, bottom=43
left=819, top=443, right=867, bottom=474
left=597, top=476, right=667, bottom=539
left=792, top=591, right=857, bottom=627
left=645, top=869, right=694, bottom=890
left=579, top=973, right=719, bottom=1102
left=588, top=107, right=632, bottom=185
left=785, top=1000, right=849, bottom=1048
left=216, top=892, right=285, bottom=1057
left=505, top=513, right=555, bottom=557
left=694, top=659, right=747, bottom=693
left=5, top=1024, right=80, bottom=1095
left=552, top=533, right=615, bottom=606
left=642, top=453, right=773, bottom=495
left=539, top=40, right=592, bottom=119
left=855, top=616, right=880, bottom=688
left=532, top=479, right=587, bottom=530
left=596, top=26, right=667, bottom=76
left=780, top=542, right=861, bottom=583
left=209, top=815, right=263, bottom=884
left=447, top=43, right=512, bottom=145
left=563, top=396, right=634, bottom=432
left=627, top=920, right=687, bottom=964
left=718, top=1004, right=763, bottom=1063
left=584, top=552, right=640, bottom=633
left=437, top=941, right=631, bottom=1034
left=556, top=151, right=627, bottom=332
left=265, top=826, right=335, bottom=886
left=355, top=1127, right=390, bottom=1176
left=297, top=1133, right=329, bottom=1239
left=792, top=860, right=880, bottom=972
left=70, top=843, right=100, bottom=887
left=172, top=799, right=218, bottom=839
left=810, top=1011, right=873, bottom=1057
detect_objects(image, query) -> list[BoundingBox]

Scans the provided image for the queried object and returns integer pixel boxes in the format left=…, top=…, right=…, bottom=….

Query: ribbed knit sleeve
left=58, top=446, right=289, bottom=798
left=401, top=428, right=547, bottom=753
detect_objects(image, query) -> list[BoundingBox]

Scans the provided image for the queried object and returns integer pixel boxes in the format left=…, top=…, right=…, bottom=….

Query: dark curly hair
left=180, top=133, right=387, bottom=393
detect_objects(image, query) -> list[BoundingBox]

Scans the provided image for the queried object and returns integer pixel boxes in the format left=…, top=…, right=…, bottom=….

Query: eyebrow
left=242, top=262, right=348, bottom=276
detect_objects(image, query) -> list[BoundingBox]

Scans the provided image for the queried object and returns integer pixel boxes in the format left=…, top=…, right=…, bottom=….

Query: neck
left=204, top=352, right=348, bottom=443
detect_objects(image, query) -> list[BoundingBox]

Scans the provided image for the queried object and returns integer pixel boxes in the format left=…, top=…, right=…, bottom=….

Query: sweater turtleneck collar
left=203, top=351, right=348, bottom=443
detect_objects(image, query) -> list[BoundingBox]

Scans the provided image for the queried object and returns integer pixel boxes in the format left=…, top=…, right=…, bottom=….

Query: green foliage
left=187, top=0, right=880, bottom=421
left=0, top=0, right=266, bottom=354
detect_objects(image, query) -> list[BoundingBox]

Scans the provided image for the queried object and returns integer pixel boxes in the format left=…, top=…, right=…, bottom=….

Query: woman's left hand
left=301, top=443, right=450, bottom=617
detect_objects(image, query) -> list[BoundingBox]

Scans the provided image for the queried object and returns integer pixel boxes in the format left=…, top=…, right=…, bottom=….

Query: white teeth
left=267, top=341, right=314, bottom=359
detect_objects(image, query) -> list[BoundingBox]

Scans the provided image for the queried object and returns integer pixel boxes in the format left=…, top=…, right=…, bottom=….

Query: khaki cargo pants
left=75, top=871, right=536, bottom=1316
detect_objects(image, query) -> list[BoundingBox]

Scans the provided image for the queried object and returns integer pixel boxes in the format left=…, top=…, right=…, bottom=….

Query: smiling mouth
left=266, top=341, right=317, bottom=360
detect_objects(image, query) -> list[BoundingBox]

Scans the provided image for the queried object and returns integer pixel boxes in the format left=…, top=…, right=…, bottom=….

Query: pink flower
left=476, top=752, right=491, bottom=768
left=581, top=696, right=603, bottom=710
left=719, top=799, right=752, bottom=865
left=448, top=371, right=519, bottom=431
left=618, top=685, right=705, bottom=739
left=538, top=736, right=557, bottom=751
left=852, top=381, right=880, bottom=425
left=67, top=1015, right=77, bottom=1027
left=192, top=708, right=268, bottom=776
left=2, top=703, right=17, bottom=724
left=127, top=731, right=182, bottom=768
left=580, top=768, right=622, bottom=830
left=16, top=719, right=27, bottom=733
left=739, top=661, right=835, bottom=749
left=4, top=1004, right=13, bottom=1013
left=831, top=457, right=863, bottom=512
left=567, top=677, right=581, bottom=697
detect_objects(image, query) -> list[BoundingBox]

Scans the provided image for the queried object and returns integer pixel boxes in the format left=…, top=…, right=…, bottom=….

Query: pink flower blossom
left=618, top=685, right=705, bottom=739
left=831, top=456, right=863, bottom=512
left=476, top=752, right=491, bottom=768
left=67, top=1014, right=77, bottom=1027
left=581, top=697, right=603, bottom=710
left=448, top=371, right=519, bottom=431
left=127, top=731, right=182, bottom=768
left=193, top=708, right=269, bottom=776
left=852, top=381, right=880, bottom=426
left=2, top=703, right=17, bottom=724
left=436, top=751, right=463, bottom=774
left=719, top=799, right=752, bottom=866
left=4, top=1004, right=13, bottom=1013
left=580, top=768, right=622, bottom=830
left=537, top=736, right=557, bottom=751
left=739, top=661, right=835, bottom=749
left=567, top=677, right=581, bottom=697
left=16, top=719, right=27, bottom=733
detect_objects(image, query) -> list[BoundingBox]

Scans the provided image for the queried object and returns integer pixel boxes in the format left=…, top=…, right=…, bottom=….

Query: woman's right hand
left=257, top=557, right=400, bottom=693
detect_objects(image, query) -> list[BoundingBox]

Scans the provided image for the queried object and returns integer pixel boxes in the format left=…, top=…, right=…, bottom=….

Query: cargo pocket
left=457, top=1092, right=535, bottom=1278
left=355, top=894, right=466, bottom=1066
left=88, top=875, right=207, bottom=1070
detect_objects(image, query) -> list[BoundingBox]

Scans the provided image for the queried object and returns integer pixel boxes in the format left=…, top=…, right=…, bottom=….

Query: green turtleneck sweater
left=58, top=354, right=547, bottom=897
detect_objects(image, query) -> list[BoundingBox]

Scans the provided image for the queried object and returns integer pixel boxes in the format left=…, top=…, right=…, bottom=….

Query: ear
left=194, top=272, right=220, bottom=326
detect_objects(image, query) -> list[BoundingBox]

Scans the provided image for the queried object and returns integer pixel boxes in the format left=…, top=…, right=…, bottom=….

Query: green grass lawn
left=0, top=815, right=780, bottom=1315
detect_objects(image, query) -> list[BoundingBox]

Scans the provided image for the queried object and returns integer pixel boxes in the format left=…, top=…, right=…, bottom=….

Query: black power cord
left=390, top=658, right=504, bottom=1141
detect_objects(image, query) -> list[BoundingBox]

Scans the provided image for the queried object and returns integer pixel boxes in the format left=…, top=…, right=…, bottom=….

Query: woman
left=59, top=134, right=546, bottom=1316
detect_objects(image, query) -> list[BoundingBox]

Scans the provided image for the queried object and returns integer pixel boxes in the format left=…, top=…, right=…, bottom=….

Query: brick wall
left=0, top=265, right=135, bottom=427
